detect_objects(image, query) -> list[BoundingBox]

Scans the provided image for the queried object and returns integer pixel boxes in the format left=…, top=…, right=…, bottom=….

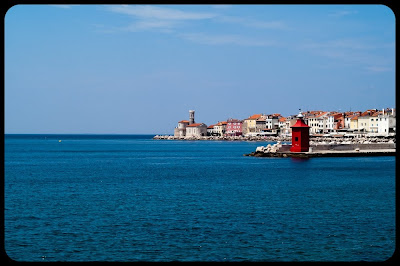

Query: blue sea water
left=4, top=134, right=396, bottom=262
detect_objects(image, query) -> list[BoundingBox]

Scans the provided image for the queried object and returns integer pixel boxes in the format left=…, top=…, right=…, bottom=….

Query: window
left=295, top=137, right=299, bottom=141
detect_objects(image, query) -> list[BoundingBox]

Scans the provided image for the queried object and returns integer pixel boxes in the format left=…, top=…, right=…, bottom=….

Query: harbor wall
left=278, top=143, right=395, bottom=153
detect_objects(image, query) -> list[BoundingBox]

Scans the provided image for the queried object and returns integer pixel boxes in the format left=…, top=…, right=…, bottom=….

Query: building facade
left=186, top=123, right=208, bottom=137
left=174, top=120, right=189, bottom=137
left=174, top=110, right=207, bottom=137
left=265, top=114, right=280, bottom=130
left=214, top=121, right=227, bottom=136
left=377, top=108, right=396, bottom=135
left=358, top=109, right=378, bottom=133
left=242, top=114, right=262, bottom=135
left=225, top=118, right=243, bottom=136
left=207, top=125, right=217, bottom=136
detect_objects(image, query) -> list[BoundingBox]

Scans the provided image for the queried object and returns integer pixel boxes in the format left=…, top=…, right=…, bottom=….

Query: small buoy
left=59, top=140, right=62, bottom=142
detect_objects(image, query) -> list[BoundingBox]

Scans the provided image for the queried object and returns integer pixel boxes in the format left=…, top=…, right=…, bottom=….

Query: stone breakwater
left=245, top=141, right=396, bottom=158
left=153, top=134, right=396, bottom=144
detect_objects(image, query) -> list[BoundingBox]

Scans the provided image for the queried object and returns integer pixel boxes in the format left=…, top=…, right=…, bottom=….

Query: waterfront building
left=174, top=110, right=207, bottom=137
left=369, top=111, right=382, bottom=133
left=278, top=117, right=290, bottom=136
left=265, top=114, right=280, bottom=130
left=307, top=111, right=328, bottom=134
left=377, top=108, right=396, bottom=135
left=214, top=121, right=227, bottom=136
left=255, top=115, right=267, bottom=133
left=344, top=111, right=360, bottom=129
left=174, top=120, right=189, bottom=137
left=333, top=113, right=345, bottom=131
left=278, top=117, right=286, bottom=128
left=283, top=116, right=298, bottom=136
left=186, top=123, right=208, bottom=137
left=225, top=118, right=243, bottom=136
left=242, top=114, right=262, bottom=135
left=327, top=112, right=340, bottom=132
left=350, top=115, right=359, bottom=130
left=358, top=109, right=378, bottom=133
left=207, top=125, right=218, bottom=136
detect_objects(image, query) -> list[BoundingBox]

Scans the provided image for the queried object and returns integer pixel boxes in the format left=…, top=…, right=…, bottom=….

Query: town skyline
left=172, top=107, right=396, bottom=138
left=5, top=5, right=395, bottom=134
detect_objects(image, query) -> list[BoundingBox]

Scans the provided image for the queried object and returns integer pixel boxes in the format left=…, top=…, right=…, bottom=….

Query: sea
left=4, top=134, right=396, bottom=262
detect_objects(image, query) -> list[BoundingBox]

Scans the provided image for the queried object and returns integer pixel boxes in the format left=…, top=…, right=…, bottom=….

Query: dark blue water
left=4, top=134, right=396, bottom=262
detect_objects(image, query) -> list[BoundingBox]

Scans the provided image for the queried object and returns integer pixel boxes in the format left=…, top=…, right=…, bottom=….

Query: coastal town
left=153, top=108, right=396, bottom=142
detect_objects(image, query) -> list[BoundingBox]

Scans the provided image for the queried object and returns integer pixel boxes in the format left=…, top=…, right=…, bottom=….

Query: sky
left=5, top=4, right=395, bottom=134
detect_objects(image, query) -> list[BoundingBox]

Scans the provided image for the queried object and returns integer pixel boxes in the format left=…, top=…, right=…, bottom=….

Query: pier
left=244, top=143, right=396, bottom=158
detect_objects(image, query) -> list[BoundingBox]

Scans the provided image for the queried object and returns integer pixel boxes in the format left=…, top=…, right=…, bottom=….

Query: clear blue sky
left=5, top=4, right=395, bottom=134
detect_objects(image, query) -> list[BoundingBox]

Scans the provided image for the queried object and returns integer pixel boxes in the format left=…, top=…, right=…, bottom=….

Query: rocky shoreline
left=153, top=134, right=396, bottom=144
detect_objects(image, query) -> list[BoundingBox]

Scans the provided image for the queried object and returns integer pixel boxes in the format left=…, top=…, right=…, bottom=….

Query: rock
left=256, top=146, right=264, bottom=152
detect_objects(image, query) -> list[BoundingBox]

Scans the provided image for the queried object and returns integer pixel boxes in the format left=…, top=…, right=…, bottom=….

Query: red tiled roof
left=372, top=111, right=382, bottom=117
left=360, top=109, right=378, bottom=117
left=315, top=112, right=328, bottom=118
left=246, top=114, right=262, bottom=120
left=179, top=120, right=189, bottom=123
left=333, top=113, right=343, bottom=120
left=186, top=123, right=204, bottom=127
left=279, top=117, right=286, bottom=122
left=207, top=125, right=214, bottom=129
left=308, top=111, right=323, bottom=115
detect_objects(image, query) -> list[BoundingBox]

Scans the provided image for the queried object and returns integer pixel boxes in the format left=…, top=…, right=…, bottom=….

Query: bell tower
left=189, top=110, right=195, bottom=125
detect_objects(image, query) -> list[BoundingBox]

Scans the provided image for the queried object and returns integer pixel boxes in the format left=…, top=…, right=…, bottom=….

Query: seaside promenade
left=153, top=134, right=396, bottom=144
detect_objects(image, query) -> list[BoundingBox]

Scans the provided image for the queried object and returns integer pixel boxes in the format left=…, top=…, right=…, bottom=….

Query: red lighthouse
left=290, top=111, right=310, bottom=152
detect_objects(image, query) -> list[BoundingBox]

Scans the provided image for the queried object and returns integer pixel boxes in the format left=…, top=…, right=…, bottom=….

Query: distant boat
left=59, top=140, right=62, bottom=142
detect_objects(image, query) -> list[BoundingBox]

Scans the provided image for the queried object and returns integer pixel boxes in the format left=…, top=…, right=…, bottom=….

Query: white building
left=207, top=125, right=217, bottom=136
left=186, top=123, right=208, bottom=137
left=213, top=121, right=227, bottom=136
left=377, top=108, right=396, bottom=135
left=307, top=112, right=328, bottom=134
left=326, top=112, right=339, bottom=132
left=358, top=109, right=377, bottom=133
left=174, top=110, right=207, bottom=137
left=344, top=115, right=353, bottom=129
left=265, top=114, right=280, bottom=129
left=174, top=120, right=189, bottom=137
